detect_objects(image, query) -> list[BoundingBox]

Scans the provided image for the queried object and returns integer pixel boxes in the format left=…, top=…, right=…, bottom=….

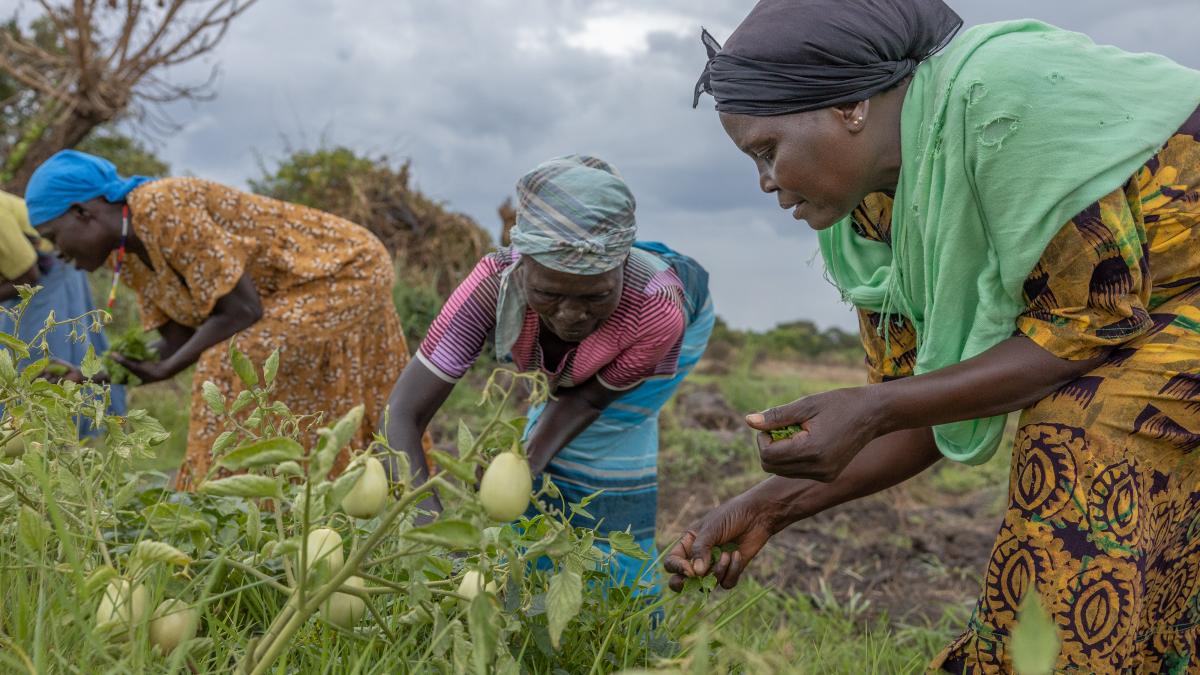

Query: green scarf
left=819, top=20, right=1200, bottom=464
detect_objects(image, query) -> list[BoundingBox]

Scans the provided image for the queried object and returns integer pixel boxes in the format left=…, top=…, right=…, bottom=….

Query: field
left=0, top=280, right=1015, bottom=673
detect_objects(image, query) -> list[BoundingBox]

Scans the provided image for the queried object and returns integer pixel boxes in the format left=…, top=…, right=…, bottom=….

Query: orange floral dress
left=855, top=110, right=1200, bottom=673
left=124, top=177, right=413, bottom=490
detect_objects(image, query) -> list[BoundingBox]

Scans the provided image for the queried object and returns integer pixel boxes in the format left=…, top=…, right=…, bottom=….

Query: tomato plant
left=0, top=292, right=709, bottom=674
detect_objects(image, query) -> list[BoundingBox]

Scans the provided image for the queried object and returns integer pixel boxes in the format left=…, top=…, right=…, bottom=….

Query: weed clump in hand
left=103, top=329, right=157, bottom=386
left=768, top=424, right=804, bottom=442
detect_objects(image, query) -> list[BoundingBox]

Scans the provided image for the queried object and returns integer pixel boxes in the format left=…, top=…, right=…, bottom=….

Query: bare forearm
left=875, top=336, right=1104, bottom=434
left=750, top=427, right=941, bottom=532
left=383, top=389, right=434, bottom=483
left=0, top=282, right=19, bottom=303
left=526, top=396, right=605, bottom=475
left=526, top=378, right=622, bottom=476
left=0, top=268, right=39, bottom=304
left=380, top=361, right=454, bottom=485
left=151, top=320, right=195, bottom=360
left=156, top=312, right=252, bottom=378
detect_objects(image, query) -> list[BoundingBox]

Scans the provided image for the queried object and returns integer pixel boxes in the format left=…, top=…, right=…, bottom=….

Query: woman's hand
left=663, top=489, right=784, bottom=592
left=41, top=358, right=109, bottom=385
left=746, top=386, right=887, bottom=482
left=111, top=353, right=174, bottom=384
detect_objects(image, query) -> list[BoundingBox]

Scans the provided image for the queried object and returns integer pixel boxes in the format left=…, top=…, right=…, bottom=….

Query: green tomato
left=148, top=599, right=199, bottom=655
left=478, top=452, right=532, bottom=522
left=320, top=576, right=366, bottom=628
left=456, top=570, right=498, bottom=602
left=341, top=456, right=389, bottom=519
left=95, top=579, right=149, bottom=633
left=304, top=528, right=344, bottom=577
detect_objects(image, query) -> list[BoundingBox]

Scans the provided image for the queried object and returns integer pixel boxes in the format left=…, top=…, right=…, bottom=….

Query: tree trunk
left=3, top=109, right=109, bottom=194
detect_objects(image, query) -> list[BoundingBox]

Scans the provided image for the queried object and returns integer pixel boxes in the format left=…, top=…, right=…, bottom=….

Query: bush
left=250, top=147, right=492, bottom=298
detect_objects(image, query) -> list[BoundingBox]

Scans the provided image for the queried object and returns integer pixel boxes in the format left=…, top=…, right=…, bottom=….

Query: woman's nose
left=557, top=304, right=588, bottom=324
left=758, top=167, right=778, bottom=194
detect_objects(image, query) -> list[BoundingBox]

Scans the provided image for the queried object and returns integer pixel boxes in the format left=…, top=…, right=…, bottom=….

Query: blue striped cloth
left=526, top=242, right=714, bottom=593
left=0, top=262, right=127, bottom=434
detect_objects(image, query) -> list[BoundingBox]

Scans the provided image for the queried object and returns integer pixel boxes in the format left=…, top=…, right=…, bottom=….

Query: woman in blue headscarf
left=0, top=189, right=125, bottom=431
left=24, top=149, right=419, bottom=490
left=384, top=155, right=715, bottom=591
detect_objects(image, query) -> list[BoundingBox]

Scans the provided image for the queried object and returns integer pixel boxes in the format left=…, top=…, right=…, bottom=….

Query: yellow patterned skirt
left=174, top=247, right=418, bottom=491
left=934, top=289, right=1200, bottom=673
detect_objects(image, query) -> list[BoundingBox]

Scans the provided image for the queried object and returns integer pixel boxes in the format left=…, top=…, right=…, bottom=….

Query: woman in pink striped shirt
left=383, top=155, right=715, bottom=590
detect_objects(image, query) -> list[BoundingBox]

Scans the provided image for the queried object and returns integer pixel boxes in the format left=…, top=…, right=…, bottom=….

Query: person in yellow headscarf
left=0, top=189, right=127, bottom=427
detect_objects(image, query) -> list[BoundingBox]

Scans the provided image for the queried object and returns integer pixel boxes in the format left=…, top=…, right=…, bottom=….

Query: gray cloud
left=121, top=0, right=1200, bottom=330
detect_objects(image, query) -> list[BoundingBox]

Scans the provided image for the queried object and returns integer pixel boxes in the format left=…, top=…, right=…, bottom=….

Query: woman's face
left=520, top=256, right=624, bottom=343
left=36, top=199, right=121, bottom=272
left=719, top=103, right=885, bottom=230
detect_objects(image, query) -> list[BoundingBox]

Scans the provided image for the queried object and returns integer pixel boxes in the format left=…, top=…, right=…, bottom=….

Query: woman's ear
left=836, top=99, right=870, bottom=132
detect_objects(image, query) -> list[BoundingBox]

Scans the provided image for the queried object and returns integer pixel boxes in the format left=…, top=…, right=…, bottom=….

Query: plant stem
left=223, top=559, right=291, bottom=594
left=246, top=477, right=443, bottom=675
left=270, top=506, right=295, bottom=588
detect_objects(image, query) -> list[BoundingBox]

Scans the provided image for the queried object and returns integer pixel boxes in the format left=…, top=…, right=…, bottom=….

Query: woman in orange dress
left=24, top=149, right=417, bottom=489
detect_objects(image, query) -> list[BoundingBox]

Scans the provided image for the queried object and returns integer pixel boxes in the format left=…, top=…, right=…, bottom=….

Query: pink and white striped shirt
left=418, top=248, right=687, bottom=391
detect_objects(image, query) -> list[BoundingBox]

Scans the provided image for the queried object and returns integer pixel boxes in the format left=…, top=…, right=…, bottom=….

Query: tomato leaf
left=0, top=332, right=29, bottom=359
left=229, top=390, right=255, bottom=414
left=142, top=502, right=212, bottom=536
left=263, top=349, right=280, bottom=386
left=80, top=565, right=118, bottom=597
left=211, top=431, right=238, bottom=457
left=198, top=474, right=280, bottom=499
left=607, top=530, right=650, bottom=561
left=313, top=405, right=364, bottom=481
left=201, top=381, right=225, bottom=415
left=546, top=568, right=582, bottom=649
left=17, top=505, right=49, bottom=553
left=81, top=344, right=102, bottom=379
left=1010, top=591, right=1060, bottom=675
left=133, top=540, right=191, bottom=566
left=428, top=449, right=476, bottom=483
left=402, top=519, right=481, bottom=550
left=229, top=343, right=259, bottom=387
left=469, top=593, right=500, bottom=672
left=217, top=437, right=304, bottom=470
left=456, top=419, right=475, bottom=455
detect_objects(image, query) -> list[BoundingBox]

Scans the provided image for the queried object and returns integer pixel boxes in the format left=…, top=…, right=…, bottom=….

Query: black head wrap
left=693, top=0, right=962, bottom=116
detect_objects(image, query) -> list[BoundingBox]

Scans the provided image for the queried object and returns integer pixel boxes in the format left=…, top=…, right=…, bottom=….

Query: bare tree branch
left=0, top=0, right=259, bottom=189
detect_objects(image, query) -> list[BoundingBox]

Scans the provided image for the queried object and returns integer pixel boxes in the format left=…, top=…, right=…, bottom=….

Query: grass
left=67, top=272, right=981, bottom=672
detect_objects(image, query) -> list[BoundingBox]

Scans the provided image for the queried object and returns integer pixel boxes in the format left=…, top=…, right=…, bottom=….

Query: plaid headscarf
left=495, top=155, right=637, bottom=360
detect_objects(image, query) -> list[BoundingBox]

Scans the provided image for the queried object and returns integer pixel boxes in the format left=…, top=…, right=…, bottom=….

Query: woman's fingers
left=745, top=394, right=820, bottom=431
left=663, top=531, right=697, bottom=578
left=719, top=530, right=770, bottom=589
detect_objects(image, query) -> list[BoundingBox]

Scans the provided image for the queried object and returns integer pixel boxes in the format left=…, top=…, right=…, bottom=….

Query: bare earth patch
left=658, top=364, right=1006, bottom=628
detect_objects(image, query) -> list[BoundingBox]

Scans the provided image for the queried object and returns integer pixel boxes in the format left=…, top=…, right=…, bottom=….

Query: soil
left=657, top=366, right=1004, bottom=627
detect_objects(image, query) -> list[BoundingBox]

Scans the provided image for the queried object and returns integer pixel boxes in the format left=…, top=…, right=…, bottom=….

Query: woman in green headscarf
left=668, top=0, right=1200, bottom=671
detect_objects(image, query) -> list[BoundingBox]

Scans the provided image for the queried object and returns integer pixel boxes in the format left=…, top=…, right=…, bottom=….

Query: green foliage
left=705, top=317, right=861, bottom=371
left=1009, top=591, right=1060, bottom=675
left=769, top=424, right=804, bottom=441
left=249, top=145, right=492, bottom=297
left=102, top=327, right=158, bottom=386
left=392, top=269, right=445, bottom=346
left=248, top=147, right=378, bottom=209
left=77, top=131, right=170, bottom=177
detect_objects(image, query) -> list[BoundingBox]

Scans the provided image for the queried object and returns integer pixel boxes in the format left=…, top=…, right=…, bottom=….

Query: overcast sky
left=9, top=0, right=1199, bottom=330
